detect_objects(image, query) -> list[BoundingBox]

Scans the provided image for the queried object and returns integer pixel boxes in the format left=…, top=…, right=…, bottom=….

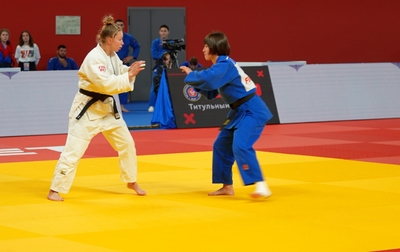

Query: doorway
left=127, top=7, right=186, bottom=101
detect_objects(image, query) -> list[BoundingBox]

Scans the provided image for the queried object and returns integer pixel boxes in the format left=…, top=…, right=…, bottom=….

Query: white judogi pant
left=50, top=112, right=137, bottom=194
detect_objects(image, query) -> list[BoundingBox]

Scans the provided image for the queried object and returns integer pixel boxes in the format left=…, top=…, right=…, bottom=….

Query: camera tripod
left=169, top=50, right=180, bottom=68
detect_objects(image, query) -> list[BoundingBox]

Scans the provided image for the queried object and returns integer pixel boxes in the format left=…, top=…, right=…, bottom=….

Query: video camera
left=162, top=38, right=186, bottom=51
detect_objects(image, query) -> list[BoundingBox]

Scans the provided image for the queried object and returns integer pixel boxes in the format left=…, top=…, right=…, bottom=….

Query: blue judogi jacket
left=183, top=55, right=273, bottom=128
left=47, top=57, right=79, bottom=70
left=151, top=38, right=169, bottom=61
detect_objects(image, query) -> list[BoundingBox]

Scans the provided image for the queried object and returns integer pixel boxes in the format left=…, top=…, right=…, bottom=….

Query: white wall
left=269, top=63, right=400, bottom=123
left=0, top=70, right=78, bottom=137
left=1, top=63, right=400, bottom=137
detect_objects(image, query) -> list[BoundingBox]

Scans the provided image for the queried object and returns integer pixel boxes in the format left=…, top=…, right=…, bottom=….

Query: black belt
left=76, top=89, right=120, bottom=120
left=221, top=93, right=256, bottom=130
left=229, top=93, right=256, bottom=110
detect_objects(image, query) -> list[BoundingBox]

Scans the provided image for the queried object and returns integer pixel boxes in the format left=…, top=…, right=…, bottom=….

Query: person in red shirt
left=0, top=28, right=17, bottom=67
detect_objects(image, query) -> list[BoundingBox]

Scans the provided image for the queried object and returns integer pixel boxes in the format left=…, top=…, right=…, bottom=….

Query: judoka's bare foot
left=47, top=190, right=64, bottom=201
left=127, top=182, right=146, bottom=196
left=208, top=184, right=234, bottom=196
left=121, top=105, right=130, bottom=112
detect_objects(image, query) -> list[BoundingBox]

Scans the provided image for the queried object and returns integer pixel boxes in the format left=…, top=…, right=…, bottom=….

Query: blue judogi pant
left=212, top=113, right=265, bottom=186
left=118, top=92, right=129, bottom=105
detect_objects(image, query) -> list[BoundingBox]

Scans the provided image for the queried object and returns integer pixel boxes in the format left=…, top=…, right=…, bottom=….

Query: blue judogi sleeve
left=46, top=58, right=56, bottom=70
left=128, top=34, right=140, bottom=60
left=151, top=38, right=168, bottom=61
left=184, top=61, right=231, bottom=90
left=194, top=88, right=219, bottom=100
left=68, top=58, right=79, bottom=70
left=183, top=56, right=253, bottom=105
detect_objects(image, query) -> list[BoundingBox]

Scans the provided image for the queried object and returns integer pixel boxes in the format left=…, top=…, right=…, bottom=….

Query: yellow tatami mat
left=1, top=151, right=400, bottom=251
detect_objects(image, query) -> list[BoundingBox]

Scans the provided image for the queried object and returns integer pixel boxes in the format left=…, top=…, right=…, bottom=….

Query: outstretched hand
left=128, top=60, right=145, bottom=79
left=180, top=66, right=192, bottom=75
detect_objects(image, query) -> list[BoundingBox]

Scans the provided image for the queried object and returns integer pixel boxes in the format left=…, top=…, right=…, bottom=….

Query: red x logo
left=257, top=70, right=264, bottom=77
left=184, top=113, right=196, bottom=125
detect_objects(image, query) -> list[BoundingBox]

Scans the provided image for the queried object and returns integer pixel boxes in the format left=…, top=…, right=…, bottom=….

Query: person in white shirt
left=14, top=30, right=40, bottom=71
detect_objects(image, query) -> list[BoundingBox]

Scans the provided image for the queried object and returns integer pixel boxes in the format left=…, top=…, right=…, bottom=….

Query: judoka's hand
left=123, top=56, right=134, bottom=64
left=180, top=66, right=192, bottom=75
left=128, top=60, right=145, bottom=79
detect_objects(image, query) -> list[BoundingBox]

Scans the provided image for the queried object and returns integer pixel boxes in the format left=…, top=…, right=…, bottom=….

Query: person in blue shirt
left=148, top=24, right=170, bottom=112
left=115, top=19, right=141, bottom=112
left=151, top=24, right=170, bottom=66
left=179, top=56, right=202, bottom=69
left=46, top=44, right=79, bottom=70
left=115, top=19, right=140, bottom=65
left=180, top=31, right=273, bottom=199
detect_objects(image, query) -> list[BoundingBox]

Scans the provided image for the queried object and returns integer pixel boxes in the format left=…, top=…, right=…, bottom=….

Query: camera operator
left=149, top=24, right=171, bottom=112
left=151, top=24, right=170, bottom=69
left=149, top=24, right=186, bottom=112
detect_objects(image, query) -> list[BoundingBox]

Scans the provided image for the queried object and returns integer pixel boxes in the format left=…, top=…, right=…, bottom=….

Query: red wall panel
left=1, top=0, right=399, bottom=70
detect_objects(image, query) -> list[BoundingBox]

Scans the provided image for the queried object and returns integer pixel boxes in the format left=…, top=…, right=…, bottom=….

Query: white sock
left=254, top=181, right=272, bottom=197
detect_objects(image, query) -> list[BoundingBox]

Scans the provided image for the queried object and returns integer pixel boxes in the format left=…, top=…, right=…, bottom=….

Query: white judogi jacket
left=50, top=44, right=139, bottom=194
left=69, top=44, right=135, bottom=121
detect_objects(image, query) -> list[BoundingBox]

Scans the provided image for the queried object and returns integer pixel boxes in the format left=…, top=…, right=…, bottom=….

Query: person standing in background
left=15, top=30, right=40, bottom=71
left=149, top=24, right=170, bottom=112
left=151, top=24, right=170, bottom=65
left=115, top=19, right=141, bottom=112
left=47, top=44, right=79, bottom=70
left=0, top=28, right=17, bottom=68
